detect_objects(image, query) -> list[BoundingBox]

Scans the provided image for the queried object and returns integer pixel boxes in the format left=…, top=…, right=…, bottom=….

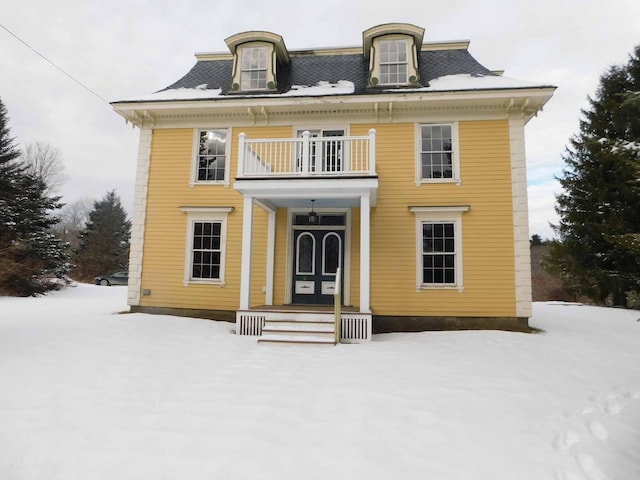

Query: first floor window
left=410, top=206, right=468, bottom=289
left=196, top=129, right=228, bottom=182
left=181, top=207, right=232, bottom=285
left=191, top=221, right=221, bottom=280
left=422, top=222, right=456, bottom=285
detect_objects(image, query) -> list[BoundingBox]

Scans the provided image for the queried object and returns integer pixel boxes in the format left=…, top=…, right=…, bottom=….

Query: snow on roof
left=117, top=74, right=548, bottom=103
left=121, top=85, right=224, bottom=102
left=281, top=80, right=354, bottom=96
left=119, top=81, right=355, bottom=102
left=384, top=74, right=548, bottom=92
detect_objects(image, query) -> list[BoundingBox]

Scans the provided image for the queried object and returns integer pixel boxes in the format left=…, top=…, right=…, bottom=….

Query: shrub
left=625, top=290, right=640, bottom=309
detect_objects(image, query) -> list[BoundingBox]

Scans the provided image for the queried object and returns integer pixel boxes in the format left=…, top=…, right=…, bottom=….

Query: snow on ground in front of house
left=1, top=285, right=639, bottom=480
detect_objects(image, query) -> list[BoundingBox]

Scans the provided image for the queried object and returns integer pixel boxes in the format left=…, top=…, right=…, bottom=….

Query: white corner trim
left=509, top=116, right=532, bottom=318
left=127, top=127, right=153, bottom=307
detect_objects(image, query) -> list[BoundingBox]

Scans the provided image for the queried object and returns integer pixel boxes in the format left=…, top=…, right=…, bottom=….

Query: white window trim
left=415, top=122, right=460, bottom=186
left=378, top=38, right=409, bottom=86
left=410, top=206, right=469, bottom=292
left=191, top=128, right=231, bottom=187
left=181, top=207, right=233, bottom=286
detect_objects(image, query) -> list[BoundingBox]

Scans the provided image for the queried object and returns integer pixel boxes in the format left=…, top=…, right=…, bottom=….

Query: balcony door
left=292, top=213, right=345, bottom=305
left=296, top=129, right=344, bottom=174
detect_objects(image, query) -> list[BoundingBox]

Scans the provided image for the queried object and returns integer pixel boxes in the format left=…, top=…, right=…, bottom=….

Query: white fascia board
left=233, top=178, right=379, bottom=205
left=112, top=87, right=555, bottom=115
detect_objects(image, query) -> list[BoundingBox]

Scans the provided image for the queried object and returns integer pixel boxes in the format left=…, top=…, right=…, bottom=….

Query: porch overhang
left=233, top=177, right=379, bottom=207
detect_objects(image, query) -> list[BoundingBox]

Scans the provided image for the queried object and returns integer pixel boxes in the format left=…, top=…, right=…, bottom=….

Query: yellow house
left=111, top=23, right=555, bottom=344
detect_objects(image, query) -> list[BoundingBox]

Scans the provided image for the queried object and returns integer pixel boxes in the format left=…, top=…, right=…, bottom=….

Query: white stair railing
left=334, top=266, right=341, bottom=345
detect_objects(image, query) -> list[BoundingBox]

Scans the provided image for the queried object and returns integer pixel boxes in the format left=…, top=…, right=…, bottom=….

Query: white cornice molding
left=113, top=89, right=553, bottom=128
left=420, top=40, right=471, bottom=51
left=112, top=87, right=554, bottom=115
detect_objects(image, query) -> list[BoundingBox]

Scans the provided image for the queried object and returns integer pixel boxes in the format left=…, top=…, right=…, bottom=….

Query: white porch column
left=239, top=196, right=254, bottom=310
left=265, top=208, right=276, bottom=305
left=360, top=194, right=371, bottom=313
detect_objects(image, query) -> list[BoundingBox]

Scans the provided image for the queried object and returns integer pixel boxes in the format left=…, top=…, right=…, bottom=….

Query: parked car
left=94, top=271, right=128, bottom=286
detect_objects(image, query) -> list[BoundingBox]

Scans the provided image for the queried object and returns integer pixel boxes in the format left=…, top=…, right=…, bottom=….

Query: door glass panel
left=294, top=214, right=345, bottom=226
left=323, top=233, right=341, bottom=275
left=319, top=214, right=345, bottom=226
left=296, top=233, right=315, bottom=274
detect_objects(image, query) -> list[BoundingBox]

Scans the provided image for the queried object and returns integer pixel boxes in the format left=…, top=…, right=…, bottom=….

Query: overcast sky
left=2, top=0, right=639, bottom=239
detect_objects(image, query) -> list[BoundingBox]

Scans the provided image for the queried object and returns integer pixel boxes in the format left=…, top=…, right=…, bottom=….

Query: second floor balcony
left=237, top=129, right=377, bottom=179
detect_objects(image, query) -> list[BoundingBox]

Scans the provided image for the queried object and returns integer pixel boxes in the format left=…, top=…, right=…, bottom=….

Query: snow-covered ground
left=1, top=285, right=639, bottom=480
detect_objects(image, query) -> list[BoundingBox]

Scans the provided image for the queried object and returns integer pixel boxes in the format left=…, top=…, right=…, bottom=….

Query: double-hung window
left=194, top=129, right=229, bottom=185
left=240, top=46, right=268, bottom=90
left=181, top=207, right=232, bottom=285
left=410, top=206, right=468, bottom=290
left=422, top=222, right=456, bottom=285
left=417, top=123, right=459, bottom=183
left=379, top=39, right=408, bottom=85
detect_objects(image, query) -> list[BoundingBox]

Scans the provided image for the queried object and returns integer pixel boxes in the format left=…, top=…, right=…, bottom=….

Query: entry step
left=262, top=321, right=335, bottom=333
left=258, top=333, right=335, bottom=345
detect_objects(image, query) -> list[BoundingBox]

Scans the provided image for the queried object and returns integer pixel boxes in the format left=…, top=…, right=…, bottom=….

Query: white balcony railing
left=237, top=129, right=376, bottom=178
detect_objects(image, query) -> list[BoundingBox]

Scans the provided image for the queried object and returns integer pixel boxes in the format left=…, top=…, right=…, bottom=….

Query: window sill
left=417, top=179, right=461, bottom=186
left=417, top=285, right=464, bottom=292
left=189, top=181, right=229, bottom=189
left=183, top=280, right=226, bottom=287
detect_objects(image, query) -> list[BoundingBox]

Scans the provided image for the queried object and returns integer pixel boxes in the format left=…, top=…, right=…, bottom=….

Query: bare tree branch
left=21, top=142, right=68, bottom=194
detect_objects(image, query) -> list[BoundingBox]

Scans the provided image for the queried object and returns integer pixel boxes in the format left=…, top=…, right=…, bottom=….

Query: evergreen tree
left=73, top=190, right=131, bottom=281
left=546, top=46, right=640, bottom=305
left=0, top=98, right=70, bottom=296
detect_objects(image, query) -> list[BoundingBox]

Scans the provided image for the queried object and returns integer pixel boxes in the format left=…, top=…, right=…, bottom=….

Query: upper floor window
left=193, top=129, right=229, bottom=185
left=225, top=32, right=289, bottom=93
left=240, top=47, right=268, bottom=90
left=379, top=39, right=408, bottom=85
left=363, top=24, right=424, bottom=88
left=417, top=123, right=460, bottom=183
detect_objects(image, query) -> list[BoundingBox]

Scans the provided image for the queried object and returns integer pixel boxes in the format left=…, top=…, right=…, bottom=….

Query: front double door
left=292, top=229, right=344, bottom=305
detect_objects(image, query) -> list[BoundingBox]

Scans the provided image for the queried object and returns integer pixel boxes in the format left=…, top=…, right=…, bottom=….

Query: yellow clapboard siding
left=140, top=120, right=518, bottom=318
left=351, top=120, right=516, bottom=317
left=140, top=126, right=295, bottom=311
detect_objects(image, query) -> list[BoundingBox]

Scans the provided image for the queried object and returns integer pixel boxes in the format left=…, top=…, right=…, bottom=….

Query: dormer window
left=379, top=39, right=408, bottom=85
left=363, top=23, right=425, bottom=88
left=240, top=46, right=268, bottom=90
left=225, top=31, right=290, bottom=93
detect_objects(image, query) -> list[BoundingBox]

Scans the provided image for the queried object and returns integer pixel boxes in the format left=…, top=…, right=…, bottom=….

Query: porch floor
left=245, top=304, right=360, bottom=313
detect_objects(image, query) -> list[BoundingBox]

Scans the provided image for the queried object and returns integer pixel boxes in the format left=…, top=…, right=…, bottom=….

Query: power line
left=0, top=22, right=110, bottom=105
